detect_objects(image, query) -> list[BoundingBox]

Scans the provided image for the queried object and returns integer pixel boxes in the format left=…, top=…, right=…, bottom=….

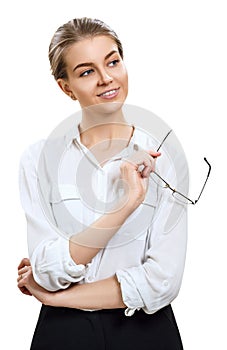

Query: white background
left=0, top=0, right=226, bottom=349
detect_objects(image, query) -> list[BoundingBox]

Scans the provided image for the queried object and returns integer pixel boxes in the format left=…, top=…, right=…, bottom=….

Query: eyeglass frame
left=151, top=130, right=211, bottom=205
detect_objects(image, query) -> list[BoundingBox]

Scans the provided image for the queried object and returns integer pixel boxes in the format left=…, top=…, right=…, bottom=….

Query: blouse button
left=87, top=276, right=94, bottom=282
left=163, top=280, right=169, bottom=287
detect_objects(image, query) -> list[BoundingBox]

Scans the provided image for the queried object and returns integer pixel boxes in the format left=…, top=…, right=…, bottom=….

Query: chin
left=82, top=101, right=125, bottom=121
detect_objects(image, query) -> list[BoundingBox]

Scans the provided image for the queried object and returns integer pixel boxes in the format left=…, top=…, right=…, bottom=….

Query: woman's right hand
left=120, top=149, right=161, bottom=211
left=17, top=258, right=32, bottom=296
left=17, top=258, right=53, bottom=305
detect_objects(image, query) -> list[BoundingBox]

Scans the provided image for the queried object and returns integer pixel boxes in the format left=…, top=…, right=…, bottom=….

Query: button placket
left=97, top=168, right=107, bottom=203
left=92, top=168, right=107, bottom=217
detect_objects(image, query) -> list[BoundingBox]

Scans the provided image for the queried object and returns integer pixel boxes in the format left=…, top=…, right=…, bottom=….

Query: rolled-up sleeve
left=116, top=195, right=187, bottom=317
left=19, top=142, right=88, bottom=291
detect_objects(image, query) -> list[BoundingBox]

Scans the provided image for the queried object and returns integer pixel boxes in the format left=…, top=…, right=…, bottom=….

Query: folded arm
left=20, top=143, right=159, bottom=291
left=17, top=262, right=126, bottom=310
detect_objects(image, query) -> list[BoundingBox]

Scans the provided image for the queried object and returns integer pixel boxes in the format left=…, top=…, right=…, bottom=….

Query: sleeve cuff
left=61, top=238, right=87, bottom=278
left=116, top=270, right=144, bottom=317
left=31, top=237, right=89, bottom=291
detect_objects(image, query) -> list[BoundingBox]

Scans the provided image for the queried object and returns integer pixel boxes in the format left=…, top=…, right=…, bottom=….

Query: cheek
left=125, top=72, right=129, bottom=86
left=121, top=71, right=128, bottom=92
left=72, top=82, right=94, bottom=100
left=120, top=67, right=128, bottom=86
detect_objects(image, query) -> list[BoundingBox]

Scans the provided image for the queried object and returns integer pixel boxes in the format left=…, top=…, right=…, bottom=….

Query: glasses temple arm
left=156, top=129, right=173, bottom=152
left=195, top=157, right=211, bottom=204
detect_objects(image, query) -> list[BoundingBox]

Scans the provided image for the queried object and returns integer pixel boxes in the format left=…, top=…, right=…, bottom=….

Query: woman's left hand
left=17, top=258, right=52, bottom=305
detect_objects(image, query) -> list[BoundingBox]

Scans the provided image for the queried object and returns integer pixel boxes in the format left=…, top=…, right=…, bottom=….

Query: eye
left=108, top=59, right=120, bottom=67
left=80, top=69, right=94, bottom=77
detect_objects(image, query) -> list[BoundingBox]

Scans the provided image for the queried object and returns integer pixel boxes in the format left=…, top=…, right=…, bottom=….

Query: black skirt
left=30, top=304, right=183, bottom=350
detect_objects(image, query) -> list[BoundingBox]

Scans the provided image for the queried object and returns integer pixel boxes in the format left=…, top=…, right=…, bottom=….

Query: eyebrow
left=73, top=50, right=118, bottom=72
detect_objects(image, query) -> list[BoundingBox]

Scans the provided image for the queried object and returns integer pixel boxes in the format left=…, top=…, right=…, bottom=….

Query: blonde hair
left=49, top=17, right=124, bottom=80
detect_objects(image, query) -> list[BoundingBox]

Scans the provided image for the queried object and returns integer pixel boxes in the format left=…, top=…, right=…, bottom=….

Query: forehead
left=64, top=36, right=119, bottom=68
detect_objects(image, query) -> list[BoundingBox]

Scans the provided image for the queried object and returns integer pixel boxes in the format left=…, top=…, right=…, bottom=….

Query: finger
left=140, top=159, right=153, bottom=178
left=17, top=271, right=30, bottom=282
left=17, top=284, right=32, bottom=296
left=17, top=280, right=32, bottom=295
left=18, top=266, right=31, bottom=276
left=17, top=271, right=27, bottom=283
left=18, top=286, right=32, bottom=296
left=17, top=258, right=31, bottom=270
left=17, top=272, right=29, bottom=287
left=17, top=275, right=22, bottom=283
left=122, top=156, right=153, bottom=177
left=140, top=152, right=160, bottom=176
left=141, top=166, right=152, bottom=178
left=121, top=157, right=139, bottom=169
left=147, top=150, right=161, bottom=158
left=146, top=153, right=161, bottom=172
left=120, top=160, right=138, bottom=177
left=125, top=153, right=152, bottom=169
left=122, top=149, right=158, bottom=175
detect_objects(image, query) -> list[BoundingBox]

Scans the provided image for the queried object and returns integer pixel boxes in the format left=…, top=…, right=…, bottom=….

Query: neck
left=79, top=103, right=132, bottom=148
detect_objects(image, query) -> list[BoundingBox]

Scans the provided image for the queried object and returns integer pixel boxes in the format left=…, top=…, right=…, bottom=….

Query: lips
left=97, top=87, right=120, bottom=99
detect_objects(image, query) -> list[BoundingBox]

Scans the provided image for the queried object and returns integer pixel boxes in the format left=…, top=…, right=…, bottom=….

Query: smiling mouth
left=97, top=88, right=120, bottom=98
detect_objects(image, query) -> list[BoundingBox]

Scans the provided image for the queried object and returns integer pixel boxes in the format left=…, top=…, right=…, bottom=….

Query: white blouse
left=19, top=122, right=188, bottom=317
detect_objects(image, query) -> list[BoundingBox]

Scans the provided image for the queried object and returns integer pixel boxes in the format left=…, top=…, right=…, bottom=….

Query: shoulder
left=20, top=139, right=46, bottom=171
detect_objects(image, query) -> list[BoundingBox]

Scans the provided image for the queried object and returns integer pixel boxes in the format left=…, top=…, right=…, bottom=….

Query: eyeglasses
left=151, top=131, right=211, bottom=205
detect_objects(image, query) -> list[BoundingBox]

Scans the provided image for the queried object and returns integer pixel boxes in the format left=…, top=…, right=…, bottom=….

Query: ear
left=57, top=79, right=77, bottom=101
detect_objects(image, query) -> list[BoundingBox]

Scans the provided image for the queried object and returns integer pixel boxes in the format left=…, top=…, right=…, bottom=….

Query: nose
left=97, top=68, right=113, bottom=85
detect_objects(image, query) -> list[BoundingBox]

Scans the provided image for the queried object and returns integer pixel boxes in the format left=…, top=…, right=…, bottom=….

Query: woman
left=17, top=17, right=187, bottom=349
